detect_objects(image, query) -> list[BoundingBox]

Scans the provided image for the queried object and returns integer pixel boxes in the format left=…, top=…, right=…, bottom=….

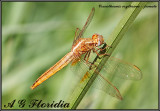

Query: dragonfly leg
left=84, top=51, right=94, bottom=65
left=84, top=51, right=90, bottom=63
left=84, top=51, right=98, bottom=70
left=96, top=43, right=112, bottom=51
left=93, top=48, right=110, bottom=56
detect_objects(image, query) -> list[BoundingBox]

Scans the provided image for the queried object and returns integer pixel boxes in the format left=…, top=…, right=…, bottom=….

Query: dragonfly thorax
left=92, top=34, right=104, bottom=46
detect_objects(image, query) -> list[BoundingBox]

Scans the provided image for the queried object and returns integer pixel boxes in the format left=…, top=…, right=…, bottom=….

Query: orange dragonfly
left=31, top=8, right=142, bottom=100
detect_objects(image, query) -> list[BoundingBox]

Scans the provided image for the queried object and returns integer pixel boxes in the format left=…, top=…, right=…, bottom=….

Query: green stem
left=68, top=2, right=147, bottom=109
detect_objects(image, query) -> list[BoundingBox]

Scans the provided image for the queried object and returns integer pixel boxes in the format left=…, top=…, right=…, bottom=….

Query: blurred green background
left=2, top=2, right=158, bottom=109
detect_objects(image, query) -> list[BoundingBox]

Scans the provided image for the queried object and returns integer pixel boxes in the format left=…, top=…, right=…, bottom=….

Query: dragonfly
left=31, top=8, right=142, bottom=100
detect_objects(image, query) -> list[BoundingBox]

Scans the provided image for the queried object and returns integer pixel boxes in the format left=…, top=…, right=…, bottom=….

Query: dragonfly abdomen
left=31, top=52, right=74, bottom=89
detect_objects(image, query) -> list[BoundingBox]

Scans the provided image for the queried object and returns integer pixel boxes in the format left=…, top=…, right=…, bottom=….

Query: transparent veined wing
left=72, top=8, right=95, bottom=45
left=88, top=57, right=142, bottom=100
left=69, top=53, right=142, bottom=100
left=72, top=28, right=81, bottom=45
left=70, top=54, right=89, bottom=81
left=99, top=57, right=142, bottom=80
left=69, top=54, right=123, bottom=100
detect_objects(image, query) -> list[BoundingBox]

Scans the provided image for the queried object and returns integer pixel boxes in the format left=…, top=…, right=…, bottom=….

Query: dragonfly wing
left=92, top=72, right=123, bottom=100
left=70, top=54, right=123, bottom=100
left=100, top=57, right=142, bottom=80
left=77, top=8, right=95, bottom=40
left=70, top=55, right=89, bottom=81
left=72, top=28, right=81, bottom=46
left=72, top=8, right=95, bottom=45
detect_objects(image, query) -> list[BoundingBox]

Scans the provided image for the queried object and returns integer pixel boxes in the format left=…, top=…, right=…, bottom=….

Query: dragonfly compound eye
left=92, top=34, right=104, bottom=46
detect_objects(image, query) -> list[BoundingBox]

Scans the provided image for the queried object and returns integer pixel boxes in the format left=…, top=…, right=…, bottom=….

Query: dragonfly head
left=92, top=34, right=104, bottom=46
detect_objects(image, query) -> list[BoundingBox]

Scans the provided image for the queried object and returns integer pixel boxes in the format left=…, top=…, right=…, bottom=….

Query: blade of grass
left=67, top=2, right=147, bottom=109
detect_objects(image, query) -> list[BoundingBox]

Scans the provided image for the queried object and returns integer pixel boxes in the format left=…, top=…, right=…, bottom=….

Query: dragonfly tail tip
left=30, top=86, right=35, bottom=90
